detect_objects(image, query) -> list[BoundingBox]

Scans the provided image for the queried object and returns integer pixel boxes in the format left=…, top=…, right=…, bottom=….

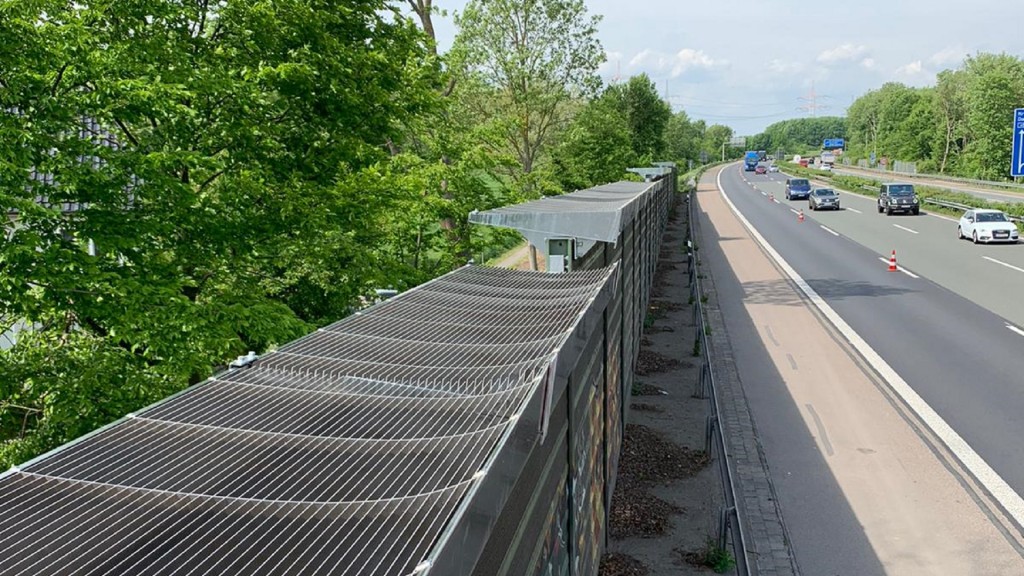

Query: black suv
left=877, top=183, right=919, bottom=215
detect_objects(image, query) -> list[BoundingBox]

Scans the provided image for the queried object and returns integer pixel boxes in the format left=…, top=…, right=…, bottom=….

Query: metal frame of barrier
left=686, top=188, right=751, bottom=575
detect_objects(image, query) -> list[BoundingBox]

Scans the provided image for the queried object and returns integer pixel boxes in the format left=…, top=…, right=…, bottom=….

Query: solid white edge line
left=714, top=167, right=1024, bottom=527
left=984, top=256, right=1024, bottom=274
left=820, top=226, right=839, bottom=237
left=1008, top=325, right=1024, bottom=338
left=893, top=224, right=920, bottom=234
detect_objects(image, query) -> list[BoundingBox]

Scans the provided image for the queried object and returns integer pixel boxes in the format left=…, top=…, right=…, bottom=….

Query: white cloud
left=670, top=49, right=722, bottom=76
left=929, top=46, right=967, bottom=68
left=895, top=60, right=924, bottom=76
left=861, top=58, right=876, bottom=70
left=598, top=50, right=624, bottom=76
left=817, top=43, right=868, bottom=65
left=627, top=48, right=724, bottom=78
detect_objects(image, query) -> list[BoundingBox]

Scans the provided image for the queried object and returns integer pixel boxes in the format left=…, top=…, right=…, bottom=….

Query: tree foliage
left=840, top=52, right=1024, bottom=180
left=453, top=0, right=604, bottom=195
left=0, top=0, right=445, bottom=465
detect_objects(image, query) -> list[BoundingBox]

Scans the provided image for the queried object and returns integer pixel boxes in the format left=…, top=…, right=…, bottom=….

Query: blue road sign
left=1012, top=109, right=1024, bottom=177
left=823, top=138, right=845, bottom=149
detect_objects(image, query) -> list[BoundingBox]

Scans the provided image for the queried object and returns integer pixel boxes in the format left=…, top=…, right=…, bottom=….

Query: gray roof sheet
left=0, top=264, right=617, bottom=576
left=468, top=181, right=657, bottom=243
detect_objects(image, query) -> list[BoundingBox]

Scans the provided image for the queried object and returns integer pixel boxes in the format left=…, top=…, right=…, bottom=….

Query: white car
left=768, top=164, right=780, bottom=173
left=957, top=209, right=1020, bottom=244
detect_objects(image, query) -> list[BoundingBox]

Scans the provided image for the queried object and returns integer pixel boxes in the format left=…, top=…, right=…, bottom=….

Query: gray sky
left=425, top=0, right=1023, bottom=135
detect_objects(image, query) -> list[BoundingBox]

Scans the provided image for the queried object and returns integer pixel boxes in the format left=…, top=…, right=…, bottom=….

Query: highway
left=697, top=163, right=1024, bottom=574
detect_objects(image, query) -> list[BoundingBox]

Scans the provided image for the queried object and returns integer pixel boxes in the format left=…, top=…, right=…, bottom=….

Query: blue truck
left=744, top=151, right=759, bottom=171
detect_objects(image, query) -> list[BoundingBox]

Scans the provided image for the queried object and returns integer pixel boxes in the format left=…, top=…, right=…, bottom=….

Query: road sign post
left=1012, top=109, right=1024, bottom=177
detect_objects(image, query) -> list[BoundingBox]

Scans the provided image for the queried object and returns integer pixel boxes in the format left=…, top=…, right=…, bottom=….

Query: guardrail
left=924, top=198, right=1024, bottom=224
left=686, top=194, right=750, bottom=575
left=839, top=164, right=1024, bottom=193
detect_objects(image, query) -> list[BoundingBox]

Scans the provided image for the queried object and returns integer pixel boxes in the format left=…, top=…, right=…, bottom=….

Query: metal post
left=704, top=413, right=717, bottom=455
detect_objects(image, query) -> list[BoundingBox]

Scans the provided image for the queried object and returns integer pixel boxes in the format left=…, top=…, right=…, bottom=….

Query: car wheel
left=957, top=226, right=964, bottom=240
left=912, top=208, right=920, bottom=216
left=809, top=202, right=814, bottom=211
left=886, top=207, right=893, bottom=216
left=877, top=204, right=884, bottom=213
left=973, top=231, right=979, bottom=244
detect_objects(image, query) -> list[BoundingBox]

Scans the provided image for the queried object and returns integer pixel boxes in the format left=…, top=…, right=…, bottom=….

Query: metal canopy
left=0, top=265, right=617, bottom=576
left=468, top=181, right=657, bottom=244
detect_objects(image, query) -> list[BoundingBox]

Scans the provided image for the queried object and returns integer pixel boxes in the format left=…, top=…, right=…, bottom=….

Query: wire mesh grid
left=0, top=265, right=616, bottom=575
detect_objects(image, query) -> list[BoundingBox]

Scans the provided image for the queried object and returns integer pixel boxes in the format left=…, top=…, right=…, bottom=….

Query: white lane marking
left=790, top=209, right=801, bottom=215
left=846, top=207, right=863, bottom=214
left=894, top=224, right=919, bottom=234
left=715, top=169, right=1024, bottom=528
left=1008, top=325, right=1024, bottom=338
left=876, top=257, right=920, bottom=278
left=984, top=256, right=1024, bottom=274
left=928, top=212, right=959, bottom=223
left=820, top=225, right=839, bottom=237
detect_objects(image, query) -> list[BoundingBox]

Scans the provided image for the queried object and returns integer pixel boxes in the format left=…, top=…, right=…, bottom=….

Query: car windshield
left=813, top=189, right=835, bottom=196
left=976, top=212, right=1008, bottom=222
left=790, top=179, right=809, bottom=187
left=888, top=185, right=914, bottom=196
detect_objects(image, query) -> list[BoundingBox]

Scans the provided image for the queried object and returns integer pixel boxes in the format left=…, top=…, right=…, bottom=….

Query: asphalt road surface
left=696, top=164, right=1024, bottom=575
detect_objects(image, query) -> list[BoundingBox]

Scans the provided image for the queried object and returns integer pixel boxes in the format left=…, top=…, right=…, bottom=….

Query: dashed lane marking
left=984, top=256, right=1024, bottom=274
left=876, top=257, right=920, bottom=278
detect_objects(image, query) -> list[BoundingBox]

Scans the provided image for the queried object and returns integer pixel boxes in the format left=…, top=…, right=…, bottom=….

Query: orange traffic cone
left=888, top=250, right=897, bottom=272
left=798, top=209, right=804, bottom=223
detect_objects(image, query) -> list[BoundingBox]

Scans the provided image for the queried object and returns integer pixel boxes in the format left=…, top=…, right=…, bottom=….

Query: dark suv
left=877, top=183, right=919, bottom=215
left=785, top=178, right=811, bottom=200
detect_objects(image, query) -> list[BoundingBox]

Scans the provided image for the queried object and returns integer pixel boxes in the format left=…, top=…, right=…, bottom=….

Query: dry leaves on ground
left=635, top=349, right=682, bottom=375
left=617, top=424, right=709, bottom=484
left=608, top=477, right=681, bottom=540
left=600, top=553, right=650, bottom=576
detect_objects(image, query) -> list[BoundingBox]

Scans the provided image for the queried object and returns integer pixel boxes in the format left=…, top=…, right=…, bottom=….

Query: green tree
left=551, top=93, right=637, bottom=190
left=0, top=0, right=436, bottom=465
left=605, top=74, right=672, bottom=161
left=665, top=110, right=703, bottom=165
left=701, top=124, right=735, bottom=161
left=933, top=69, right=969, bottom=174
left=453, top=0, right=604, bottom=196
left=960, top=53, right=1024, bottom=179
